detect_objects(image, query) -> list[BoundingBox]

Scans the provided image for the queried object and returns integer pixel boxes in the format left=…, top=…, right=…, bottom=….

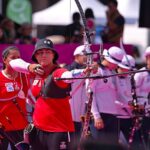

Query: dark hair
left=72, top=12, right=80, bottom=22
left=2, top=46, right=19, bottom=69
left=85, top=8, right=95, bottom=19
left=108, top=0, right=118, bottom=7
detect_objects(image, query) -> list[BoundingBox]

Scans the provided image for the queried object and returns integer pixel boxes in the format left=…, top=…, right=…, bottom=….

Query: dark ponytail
left=2, top=46, right=19, bottom=69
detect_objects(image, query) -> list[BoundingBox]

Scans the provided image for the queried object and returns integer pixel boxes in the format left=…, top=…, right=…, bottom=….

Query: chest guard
left=41, top=68, right=71, bottom=99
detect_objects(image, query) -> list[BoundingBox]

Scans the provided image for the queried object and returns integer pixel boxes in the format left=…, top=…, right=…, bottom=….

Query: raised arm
left=10, top=58, right=44, bottom=75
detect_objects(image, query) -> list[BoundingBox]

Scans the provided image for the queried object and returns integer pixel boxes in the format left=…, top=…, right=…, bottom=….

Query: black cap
left=32, top=38, right=59, bottom=63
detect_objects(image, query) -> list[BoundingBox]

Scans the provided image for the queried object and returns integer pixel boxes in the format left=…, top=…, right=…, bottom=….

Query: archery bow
left=74, top=0, right=93, bottom=141
left=120, top=38, right=146, bottom=148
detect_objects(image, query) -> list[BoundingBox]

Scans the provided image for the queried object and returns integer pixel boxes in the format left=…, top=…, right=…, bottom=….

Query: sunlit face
left=3, top=50, right=20, bottom=69
left=35, top=49, right=54, bottom=66
left=146, top=55, right=150, bottom=69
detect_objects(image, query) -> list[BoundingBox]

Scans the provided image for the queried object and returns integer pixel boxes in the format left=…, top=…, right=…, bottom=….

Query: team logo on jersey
left=5, top=82, right=14, bottom=92
left=18, top=90, right=25, bottom=99
left=33, top=79, right=42, bottom=87
left=33, top=80, right=39, bottom=85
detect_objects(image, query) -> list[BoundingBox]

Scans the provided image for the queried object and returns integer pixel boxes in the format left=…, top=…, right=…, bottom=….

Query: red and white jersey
left=9, top=58, right=86, bottom=132
left=0, top=71, right=29, bottom=131
left=32, top=68, right=75, bottom=132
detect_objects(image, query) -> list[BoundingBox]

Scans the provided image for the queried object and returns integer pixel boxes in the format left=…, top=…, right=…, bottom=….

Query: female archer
left=0, top=46, right=29, bottom=150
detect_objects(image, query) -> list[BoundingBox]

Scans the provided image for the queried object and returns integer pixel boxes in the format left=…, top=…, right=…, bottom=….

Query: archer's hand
left=83, top=62, right=98, bottom=75
left=94, top=118, right=104, bottom=130
left=28, top=64, right=44, bottom=75
left=91, top=61, right=99, bottom=74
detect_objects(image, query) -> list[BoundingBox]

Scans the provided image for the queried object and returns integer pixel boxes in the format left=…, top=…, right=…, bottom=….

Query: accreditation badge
left=18, top=90, right=25, bottom=99
left=32, top=80, right=39, bottom=86
left=5, top=82, right=14, bottom=92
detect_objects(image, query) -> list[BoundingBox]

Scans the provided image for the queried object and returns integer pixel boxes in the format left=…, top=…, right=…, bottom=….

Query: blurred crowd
left=0, top=0, right=125, bottom=46
left=0, top=14, right=37, bottom=45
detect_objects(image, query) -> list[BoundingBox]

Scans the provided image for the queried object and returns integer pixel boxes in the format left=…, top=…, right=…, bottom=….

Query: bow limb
left=74, top=0, right=94, bottom=141
left=74, top=0, right=91, bottom=44
left=74, top=0, right=93, bottom=68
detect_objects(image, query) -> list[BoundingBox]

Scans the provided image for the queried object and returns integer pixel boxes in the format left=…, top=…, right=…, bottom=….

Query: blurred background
left=0, top=0, right=150, bottom=66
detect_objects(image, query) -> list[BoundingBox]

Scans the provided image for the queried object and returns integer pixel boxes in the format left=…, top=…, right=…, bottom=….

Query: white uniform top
left=134, top=67, right=150, bottom=106
left=115, top=76, right=132, bottom=118
left=69, top=79, right=87, bottom=122
left=91, top=66, right=118, bottom=119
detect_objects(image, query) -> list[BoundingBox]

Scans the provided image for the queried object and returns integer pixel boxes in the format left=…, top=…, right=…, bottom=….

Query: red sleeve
left=52, top=68, right=69, bottom=88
